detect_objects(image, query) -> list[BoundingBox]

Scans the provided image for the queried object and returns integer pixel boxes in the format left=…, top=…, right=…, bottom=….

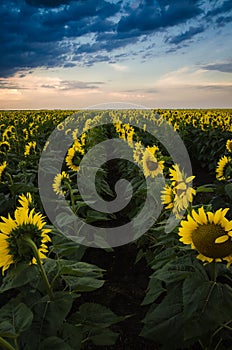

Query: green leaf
left=153, top=255, right=195, bottom=284
left=62, top=323, right=82, bottom=350
left=33, top=292, right=73, bottom=334
left=62, top=276, right=104, bottom=292
left=91, top=329, right=119, bottom=346
left=0, top=321, right=15, bottom=338
left=142, top=277, right=166, bottom=305
left=75, top=303, right=125, bottom=328
left=0, top=300, right=33, bottom=335
left=141, top=283, right=184, bottom=348
left=40, top=336, right=74, bottom=350
left=0, top=263, right=39, bottom=293
left=183, top=275, right=232, bottom=341
left=59, top=260, right=105, bottom=292
left=225, top=183, right=232, bottom=199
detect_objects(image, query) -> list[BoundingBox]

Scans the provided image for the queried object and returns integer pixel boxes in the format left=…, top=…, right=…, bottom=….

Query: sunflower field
left=0, top=109, right=232, bottom=350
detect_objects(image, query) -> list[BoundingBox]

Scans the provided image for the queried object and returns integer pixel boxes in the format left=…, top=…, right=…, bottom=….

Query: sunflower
left=142, top=146, right=164, bottom=178
left=161, top=164, right=195, bottom=218
left=52, top=171, right=71, bottom=196
left=0, top=141, right=10, bottom=154
left=0, top=161, right=7, bottom=182
left=216, top=155, right=232, bottom=181
left=226, top=139, right=232, bottom=153
left=65, top=141, right=84, bottom=172
left=178, top=207, right=232, bottom=266
left=18, top=193, right=33, bottom=210
left=0, top=207, right=51, bottom=274
left=133, top=141, right=144, bottom=166
left=24, top=141, right=36, bottom=156
left=161, top=185, right=175, bottom=210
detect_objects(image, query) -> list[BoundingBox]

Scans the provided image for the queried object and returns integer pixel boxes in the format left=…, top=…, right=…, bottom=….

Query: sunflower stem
left=211, top=261, right=217, bottom=282
left=0, top=336, right=15, bottom=350
left=24, top=237, right=54, bottom=300
left=65, top=181, right=75, bottom=211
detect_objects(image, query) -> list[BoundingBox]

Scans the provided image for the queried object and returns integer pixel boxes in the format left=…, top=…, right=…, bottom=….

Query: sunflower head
left=65, top=145, right=83, bottom=172
left=142, top=146, right=164, bottom=178
left=0, top=141, right=10, bottom=154
left=0, top=161, right=7, bottom=182
left=179, top=207, right=232, bottom=266
left=53, top=171, right=71, bottom=196
left=133, top=141, right=144, bottom=166
left=216, top=155, right=232, bottom=181
left=0, top=207, right=51, bottom=274
left=24, top=141, right=36, bottom=156
left=226, top=139, right=232, bottom=153
left=18, top=193, right=33, bottom=210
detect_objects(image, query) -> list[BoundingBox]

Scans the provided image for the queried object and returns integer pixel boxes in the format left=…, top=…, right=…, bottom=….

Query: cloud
left=0, top=0, right=230, bottom=78
left=26, top=0, right=71, bottom=7
left=202, top=61, right=232, bottom=73
left=167, top=25, right=204, bottom=45
left=117, top=0, right=203, bottom=33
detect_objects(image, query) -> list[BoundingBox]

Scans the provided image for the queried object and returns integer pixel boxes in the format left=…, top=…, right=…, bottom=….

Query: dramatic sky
left=1, top=0, right=232, bottom=109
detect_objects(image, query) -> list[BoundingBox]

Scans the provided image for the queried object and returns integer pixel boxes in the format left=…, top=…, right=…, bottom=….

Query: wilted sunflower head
left=0, top=207, right=51, bottom=274
left=178, top=207, right=232, bottom=266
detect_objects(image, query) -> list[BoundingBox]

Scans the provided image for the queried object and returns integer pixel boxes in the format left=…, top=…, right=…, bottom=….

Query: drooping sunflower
left=226, top=139, right=232, bottom=153
left=24, top=141, right=36, bottom=156
left=0, top=141, right=10, bottom=155
left=178, top=207, right=232, bottom=266
left=0, top=161, right=7, bottom=182
left=52, top=171, right=71, bottom=196
left=216, top=155, right=232, bottom=181
left=142, top=146, right=164, bottom=178
left=0, top=207, right=51, bottom=275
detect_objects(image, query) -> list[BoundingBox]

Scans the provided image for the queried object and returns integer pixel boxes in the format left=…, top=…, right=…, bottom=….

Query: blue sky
left=0, top=0, right=232, bottom=109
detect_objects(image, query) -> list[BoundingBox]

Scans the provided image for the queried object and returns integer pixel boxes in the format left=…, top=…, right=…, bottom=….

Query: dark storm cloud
left=117, top=0, right=203, bottom=33
left=206, top=0, right=232, bottom=18
left=26, top=0, right=71, bottom=7
left=0, top=0, right=229, bottom=78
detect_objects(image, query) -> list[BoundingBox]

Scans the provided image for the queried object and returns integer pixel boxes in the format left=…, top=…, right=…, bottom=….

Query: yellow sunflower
left=226, top=139, right=232, bottom=153
left=178, top=207, right=232, bottom=266
left=24, top=141, right=36, bottom=156
left=65, top=141, right=84, bottom=172
left=142, top=146, right=164, bottom=178
left=170, top=164, right=195, bottom=208
left=161, top=185, right=175, bottom=210
left=18, top=193, right=33, bottom=210
left=0, top=141, right=10, bottom=154
left=216, top=155, right=232, bottom=181
left=52, top=171, right=71, bottom=196
left=0, top=207, right=51, bottom=275
left=133, top=141, right=144, bottom=166
left=0, top=161, right=7, bottom=182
